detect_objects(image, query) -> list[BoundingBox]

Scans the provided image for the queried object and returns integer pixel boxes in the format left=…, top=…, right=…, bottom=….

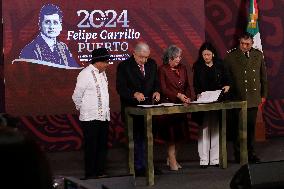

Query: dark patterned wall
left=0, top=1, right=4, bottom=112
left=259, top=1, right=284, bottom=137
left=205, top=0, right=247, bottom=57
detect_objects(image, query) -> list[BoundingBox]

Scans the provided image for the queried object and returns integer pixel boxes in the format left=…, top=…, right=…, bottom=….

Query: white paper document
left=191, top=90, right=222, bottom=104
left=137, top=103, right=183, bottom=108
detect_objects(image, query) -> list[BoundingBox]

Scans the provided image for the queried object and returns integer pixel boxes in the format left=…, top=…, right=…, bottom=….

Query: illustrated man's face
left=41, top=14, right=62, bottom=39
left=239, top=38, right=253, bottom=53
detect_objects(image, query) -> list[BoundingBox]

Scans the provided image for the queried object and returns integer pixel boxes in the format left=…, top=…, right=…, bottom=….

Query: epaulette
left=252, top=47, right=262, bottom=52
left=252, top=47, right=264, bottom=58
left=226, top=47, right=237, bottom=53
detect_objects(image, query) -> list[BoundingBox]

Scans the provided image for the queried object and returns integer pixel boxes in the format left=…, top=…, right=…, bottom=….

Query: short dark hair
left=39, top=4, right=63, bottom=26
left=239, top=32, right=254, bottom=40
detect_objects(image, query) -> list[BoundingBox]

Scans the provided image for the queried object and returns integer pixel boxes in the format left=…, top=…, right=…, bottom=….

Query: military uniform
left=224, top=47, right=268, bottom=161
left=224, top=47, right=268, bottom=107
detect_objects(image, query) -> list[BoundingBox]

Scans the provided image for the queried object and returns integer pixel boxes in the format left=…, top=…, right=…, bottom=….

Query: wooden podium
left=125, top=101, right=248, bottom=185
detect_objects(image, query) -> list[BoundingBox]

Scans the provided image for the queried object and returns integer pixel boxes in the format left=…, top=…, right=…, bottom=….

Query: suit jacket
left=116, top=56, right=160, bottom=118
left=224, top=48, right=268, bottom=108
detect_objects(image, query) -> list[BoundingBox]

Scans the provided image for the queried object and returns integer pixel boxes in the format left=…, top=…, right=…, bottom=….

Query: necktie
left=245, top=51, right=250, bottom=58
left=139, top=64, right=145, bottom=76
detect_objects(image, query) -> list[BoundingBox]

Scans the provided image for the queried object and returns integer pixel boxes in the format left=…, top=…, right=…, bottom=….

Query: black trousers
left=80, top=120, right=109, bottom=178
left=230, top=107, right=258, bottom=157
left=133, top=115, right=146, bottom=170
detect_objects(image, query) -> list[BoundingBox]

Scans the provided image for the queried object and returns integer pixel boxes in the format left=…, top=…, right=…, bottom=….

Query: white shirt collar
left=89, top=64, right=104, bottom=74
left=41, top=33, right=56, bottom=51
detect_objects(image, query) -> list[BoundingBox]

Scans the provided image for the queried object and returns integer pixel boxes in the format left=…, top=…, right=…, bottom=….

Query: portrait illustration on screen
left=18, top=4, right=81, bottom=69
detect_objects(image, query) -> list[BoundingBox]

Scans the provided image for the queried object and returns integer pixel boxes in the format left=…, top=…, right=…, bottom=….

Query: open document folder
left=191, top=90, right=223, bottom=104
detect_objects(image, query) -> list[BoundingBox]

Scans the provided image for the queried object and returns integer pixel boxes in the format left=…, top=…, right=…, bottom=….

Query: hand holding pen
left=134, top=92, right=146, bottom=102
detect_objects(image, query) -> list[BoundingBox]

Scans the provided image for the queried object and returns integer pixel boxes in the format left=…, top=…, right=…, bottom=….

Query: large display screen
left=3, top=0, right=204, bottom=116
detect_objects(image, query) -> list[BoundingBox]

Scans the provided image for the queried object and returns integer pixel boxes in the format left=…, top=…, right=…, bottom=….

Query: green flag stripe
left=247, top=0, right=259, bottom=36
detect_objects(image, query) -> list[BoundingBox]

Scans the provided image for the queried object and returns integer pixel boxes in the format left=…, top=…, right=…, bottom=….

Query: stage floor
left=48, top=137, right=284, bottom=189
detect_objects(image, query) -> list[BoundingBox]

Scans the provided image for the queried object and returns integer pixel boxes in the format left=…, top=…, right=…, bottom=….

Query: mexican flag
left=247, top=0, right=266, bottom=140
left=247, top=0, right=262, bottom=51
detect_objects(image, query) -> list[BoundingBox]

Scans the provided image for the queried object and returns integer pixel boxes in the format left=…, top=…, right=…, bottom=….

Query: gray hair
left=162, top=45, right=182, bottom=64
left=134, top=42, right=150, bottom=53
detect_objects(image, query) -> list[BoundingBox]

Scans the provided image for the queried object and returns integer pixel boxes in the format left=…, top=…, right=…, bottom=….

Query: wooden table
left=125, top=101, right=247, bottom=186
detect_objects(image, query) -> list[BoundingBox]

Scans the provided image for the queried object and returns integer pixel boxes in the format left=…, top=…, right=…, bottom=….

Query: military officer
left=224, top=32, right=268, bottom=163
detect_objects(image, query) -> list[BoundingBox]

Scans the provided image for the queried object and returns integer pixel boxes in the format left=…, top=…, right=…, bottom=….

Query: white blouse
left=72, top=64, right=110, bottom=121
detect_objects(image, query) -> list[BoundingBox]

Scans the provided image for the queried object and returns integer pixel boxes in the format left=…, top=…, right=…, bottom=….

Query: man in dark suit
left=224, top=32, right=268, bottom=163
left=116, top=42, right=160, bottom=176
